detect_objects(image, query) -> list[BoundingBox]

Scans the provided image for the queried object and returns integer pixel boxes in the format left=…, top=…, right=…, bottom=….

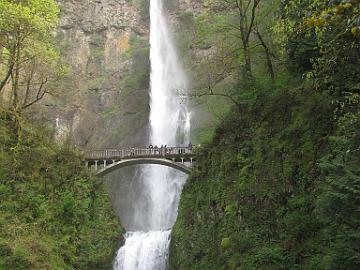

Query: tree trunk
left=255, top=29, right=275, bottom=81
left=0, top=44, right=16, bottom=93
left=12, top=42, right=20, bottom=111
left=236, top=0, right=256, bottom=83
left=0, top=62, right=14, bottom=93
left=243, top=43, right=252, bottom=81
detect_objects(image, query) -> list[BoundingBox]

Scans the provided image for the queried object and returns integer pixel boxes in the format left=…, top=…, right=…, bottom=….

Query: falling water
left=113, top=0, right=190, bottom=268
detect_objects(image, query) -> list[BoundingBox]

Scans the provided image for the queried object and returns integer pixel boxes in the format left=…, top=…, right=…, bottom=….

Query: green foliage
left=0, top=0, right=59, bottom=37
left=316, top=111, right=360, bottom=269
left=170, top=80, right=333, bottom=269
left=0, top=112, right=122, bottom=269
left=134, top=0, right=150, bottom=19
left=0, top=0, right=66, bottom=111
left=101, top=105, right=120, bottom=120
left=170, top=1, right=360, bottom=269
left=119, top=34, right=149, bottom=92
left=220, top=237, right=232, bottom=250
left=88, top=77, right=104, bottom=91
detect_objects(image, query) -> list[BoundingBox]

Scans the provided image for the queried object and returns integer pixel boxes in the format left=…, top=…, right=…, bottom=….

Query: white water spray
left=113, top=0, right=190, bottom=268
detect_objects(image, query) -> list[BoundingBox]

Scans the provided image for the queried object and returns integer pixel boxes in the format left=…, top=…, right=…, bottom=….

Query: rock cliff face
left=50, top=0, right=150, bottom=148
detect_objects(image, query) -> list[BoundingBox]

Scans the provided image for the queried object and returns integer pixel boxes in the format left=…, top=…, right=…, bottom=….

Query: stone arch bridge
left=85, top=146, right=194, bottom=176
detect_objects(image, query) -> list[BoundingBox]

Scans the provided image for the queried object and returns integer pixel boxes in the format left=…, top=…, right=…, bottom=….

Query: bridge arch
left=85, top=146, right=194, bottom=176
left=96, top=158, right=191, bottom=176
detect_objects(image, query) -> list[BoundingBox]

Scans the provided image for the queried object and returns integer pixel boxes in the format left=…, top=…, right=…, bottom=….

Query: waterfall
left=113, top=0, right=190, bottom=268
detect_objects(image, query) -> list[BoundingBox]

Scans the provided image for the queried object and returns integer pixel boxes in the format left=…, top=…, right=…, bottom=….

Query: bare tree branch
left=246, top=0, right=261, bottom=44
left=22, top=77, right=48, bottom=110
left=189, top=73, right=240, bottom=106
left=254, top=27, right=275, bottom=80
left=22, top=60, right=36, bottom=106
left=190, top=89, right=240, bottom=106
left=0, top=61, right=14, bottom=92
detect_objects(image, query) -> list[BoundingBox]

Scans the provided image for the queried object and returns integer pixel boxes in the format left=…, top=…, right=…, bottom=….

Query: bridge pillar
left=85, top=161, right=89, bottom=169
left=94, top=160, right=98, bottom=171
left=103, top=160, right=107, bottom=168
left=181, top=158, right=184, bottom=164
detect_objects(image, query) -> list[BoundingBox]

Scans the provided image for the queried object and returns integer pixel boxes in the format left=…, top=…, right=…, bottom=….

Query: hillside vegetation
left=170, top=0, right=360, bottom=269
left=0, top=112, right=122, bottom=270
left=0, top=1, right=122, bottom=269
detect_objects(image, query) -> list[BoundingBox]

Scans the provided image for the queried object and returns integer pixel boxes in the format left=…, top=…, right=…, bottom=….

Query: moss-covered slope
left=0, top=112, right=123, bottom=270
left=170, top=1, right=360, bottom=269
left=170, top=81, right=360, bottom=269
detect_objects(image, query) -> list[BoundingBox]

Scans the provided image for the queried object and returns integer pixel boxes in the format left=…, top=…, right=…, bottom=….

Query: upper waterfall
left=149, top=0, right=189, bottom=147
left=113, top=0, right=190, bottom=268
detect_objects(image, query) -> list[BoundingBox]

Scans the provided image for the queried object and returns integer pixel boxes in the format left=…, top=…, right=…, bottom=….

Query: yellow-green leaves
left=0, top=0, right=59, bottom=37
left=0, top=0, right=62, bottom=111
left=220, top=237, right=232, bottom=250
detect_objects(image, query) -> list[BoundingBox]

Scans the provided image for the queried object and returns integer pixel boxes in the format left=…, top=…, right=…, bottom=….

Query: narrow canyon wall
left=43, top=0, right=151, bottom=149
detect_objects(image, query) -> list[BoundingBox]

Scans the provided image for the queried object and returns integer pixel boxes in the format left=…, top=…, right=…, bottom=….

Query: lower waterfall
left=112, top=0, right=190, bottom=268
left=113, top=231, right=171, bottom=270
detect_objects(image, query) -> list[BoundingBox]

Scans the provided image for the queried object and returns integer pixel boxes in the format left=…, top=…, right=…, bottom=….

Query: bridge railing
left=85, top=146, right=193, bottom=160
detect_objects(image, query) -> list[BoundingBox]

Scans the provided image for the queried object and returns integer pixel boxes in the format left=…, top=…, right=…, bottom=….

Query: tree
left=0, top=0, right=61, bottom=112
left=188, top=0, right=280, bottom=106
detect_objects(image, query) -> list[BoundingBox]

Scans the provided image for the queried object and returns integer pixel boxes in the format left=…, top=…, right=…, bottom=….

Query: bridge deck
left=85, top=146, right=194, bottom=162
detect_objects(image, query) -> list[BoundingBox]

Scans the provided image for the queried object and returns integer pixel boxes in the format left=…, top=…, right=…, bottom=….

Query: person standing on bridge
left=148, top=144, right=153, bottom=155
